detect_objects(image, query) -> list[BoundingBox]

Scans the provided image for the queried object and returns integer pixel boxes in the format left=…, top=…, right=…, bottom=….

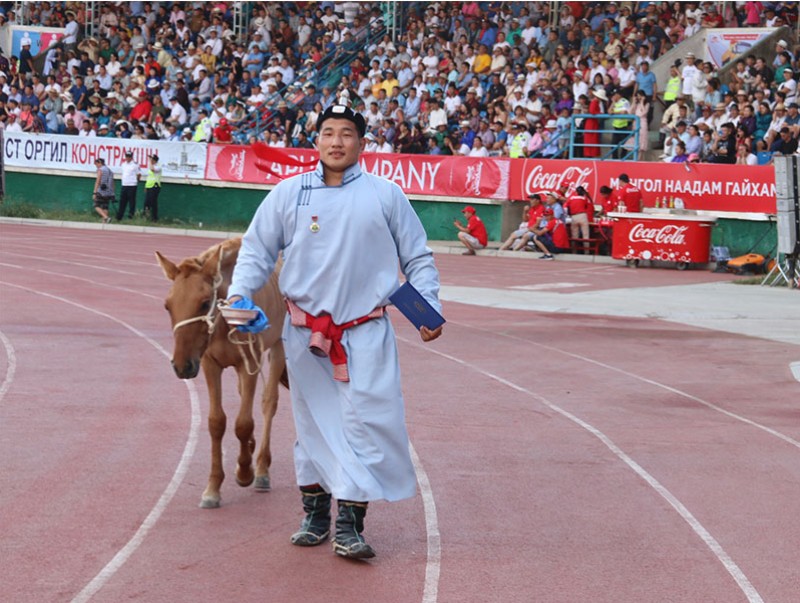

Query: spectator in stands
left=770, top=126, right=799, bottom=155
left=736, top=143, right=758, bottom=165
left=609, top=88, right=631, bottom=159
left=710, top=122, right=737, bottom=163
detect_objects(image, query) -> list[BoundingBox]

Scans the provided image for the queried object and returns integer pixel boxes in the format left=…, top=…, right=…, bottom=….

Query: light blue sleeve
left=229, top=186, right=287, bottom=300
left=385, top=182, right=443, bottom=315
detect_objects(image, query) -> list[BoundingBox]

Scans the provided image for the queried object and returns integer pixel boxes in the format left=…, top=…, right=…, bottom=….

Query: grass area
left=732, top=275, right=790, bottom=287
left=0, top=200, right=246, bottom=232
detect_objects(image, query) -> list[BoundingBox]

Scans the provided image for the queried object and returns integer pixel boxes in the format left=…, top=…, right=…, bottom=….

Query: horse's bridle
left=171, top=252, right=224, bottom=336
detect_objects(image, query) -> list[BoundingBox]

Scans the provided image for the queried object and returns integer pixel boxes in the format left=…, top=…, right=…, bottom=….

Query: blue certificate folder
left=389, top=282, right=445, bottom=330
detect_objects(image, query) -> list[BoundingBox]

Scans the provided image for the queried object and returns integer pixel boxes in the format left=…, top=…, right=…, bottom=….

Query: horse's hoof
left=236, top=473, right=255, bottom=488
left=199, top=496, right=221, bottom=509
left=253, top=475, right=271, bottom=492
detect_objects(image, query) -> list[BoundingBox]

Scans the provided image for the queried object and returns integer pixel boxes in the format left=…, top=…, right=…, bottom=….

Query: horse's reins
left=171, top=249, right=265, bottom=378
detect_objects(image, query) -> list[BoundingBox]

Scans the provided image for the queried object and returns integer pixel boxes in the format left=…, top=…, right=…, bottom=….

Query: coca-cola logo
left=524, top=164, right=595, bottom=197
left=629, top=223, right=689, bottom=245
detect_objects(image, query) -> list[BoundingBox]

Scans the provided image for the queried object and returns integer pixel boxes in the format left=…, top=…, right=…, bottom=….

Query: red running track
left=1, top=223, right=798, bottom=603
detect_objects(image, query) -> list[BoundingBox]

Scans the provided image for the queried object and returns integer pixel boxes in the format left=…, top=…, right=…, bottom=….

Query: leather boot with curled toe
left=290, top=485, right=331, bottom=546
left=332, top=500, right=375, bottom=559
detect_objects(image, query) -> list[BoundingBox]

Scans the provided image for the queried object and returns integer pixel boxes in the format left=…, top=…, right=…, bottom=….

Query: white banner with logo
left=3, top=132, right=207, bottom=179
left=706, top=28, right=772, bottom=68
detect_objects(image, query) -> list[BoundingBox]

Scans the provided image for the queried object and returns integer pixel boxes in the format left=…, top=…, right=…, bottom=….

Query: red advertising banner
left=508, top=159, right=777, bottom=214
left=204, top=144, right=510, bottom=199
left=204, top=144, right=776, bottom=214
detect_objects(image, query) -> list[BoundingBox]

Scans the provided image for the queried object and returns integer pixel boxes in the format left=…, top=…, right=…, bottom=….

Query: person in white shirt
left=617, top=58, right=636, bottom=98
left=78, top=121, right=96, bottom=137
left=468, top=136, right=489, bottom=157
left=427, top=99, right=447, bottom=132
left=443, top=86, right=462, bottom=117
left=206, top=30, right=223, bottom=56
left=363, top=132, right=378, bottom=153
left=572, top=72, right=588, bottom=103
left=168, top=97, right=188, bottom=126
left=521, top=18, right=538, bottom=46
left=681, top=53, right=700, bottom=99
left=117, top=151, right=141, bottom=221
left=684, top=12, right=701, bottom=37
left=63, top=11, right=79, bottom=48
left=374, top=132, right=393, bottom=153
left=778, top=67, right=797, bottom=105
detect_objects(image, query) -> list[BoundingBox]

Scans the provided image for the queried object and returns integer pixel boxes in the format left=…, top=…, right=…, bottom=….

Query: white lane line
left=0, top=280, right=201, bottom=602
left=1, top=263, right=162, bottom=301
left=1, top=250, right=163, bottom=280
left=399, top=336, right=764, bottom=603
left=0, top=329, right=18, bottom=402
left=464, top=324, right=800, bottom=452
left=409, top=443, right=440, bottom=603
left=791, top=362, right=800, bottom=383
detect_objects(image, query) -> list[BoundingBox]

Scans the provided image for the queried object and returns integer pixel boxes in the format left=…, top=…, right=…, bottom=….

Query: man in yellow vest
left=144, top=154, right=162, bottom=221
left=662, top=63, right=682, bottom=108
left=610, top=88, right=631, bottom=159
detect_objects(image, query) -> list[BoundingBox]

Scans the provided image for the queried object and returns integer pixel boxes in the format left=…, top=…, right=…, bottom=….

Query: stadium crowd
left=1, top=1, right=798, bottom=164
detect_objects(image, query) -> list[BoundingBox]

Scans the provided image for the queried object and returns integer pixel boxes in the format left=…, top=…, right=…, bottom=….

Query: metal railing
left=235, top=25, right=387, bottom=143
left=568, top=114, right=641, bottom=161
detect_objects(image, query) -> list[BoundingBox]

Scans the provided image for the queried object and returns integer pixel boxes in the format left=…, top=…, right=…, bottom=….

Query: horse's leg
left=254, top=339, right=284, bottom=492
left=234, top=366, right=258, bottom=488
left=201, top=357, right=226, bottom=509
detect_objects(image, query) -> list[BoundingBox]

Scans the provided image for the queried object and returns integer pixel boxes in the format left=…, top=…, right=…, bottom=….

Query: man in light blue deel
left=227, top=103, right=443, bottom=560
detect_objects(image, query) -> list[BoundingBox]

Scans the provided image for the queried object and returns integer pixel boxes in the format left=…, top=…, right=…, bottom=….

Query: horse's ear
left=202, top=245, right=223, bottom=279
left=155, top=251, right=180, bottom=281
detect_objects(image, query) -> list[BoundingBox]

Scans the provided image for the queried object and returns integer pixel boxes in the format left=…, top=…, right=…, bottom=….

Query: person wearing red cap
left=129, top=91, right=152, bottom=122
left=213, top=117, right=232, bottom=144
left=227, top=103, right=443, bottom=560
left=454, top=205, right=488, bottom=255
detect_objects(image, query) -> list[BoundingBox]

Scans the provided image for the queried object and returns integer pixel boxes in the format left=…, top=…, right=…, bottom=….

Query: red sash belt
left=286, top=299, right=385, bottom=382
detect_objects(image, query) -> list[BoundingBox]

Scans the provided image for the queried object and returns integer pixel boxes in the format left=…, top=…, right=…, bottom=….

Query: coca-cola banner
left=204, top=144, right=510, bottom=199
left=509, top=159, right=776, bottom=214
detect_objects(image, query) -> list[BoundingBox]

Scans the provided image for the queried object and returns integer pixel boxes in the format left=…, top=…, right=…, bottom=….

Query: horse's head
left=155, top=245, right=226, bottom=379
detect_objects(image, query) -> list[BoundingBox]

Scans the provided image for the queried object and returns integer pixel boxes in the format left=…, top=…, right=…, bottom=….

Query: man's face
left=316, top=119, right=363, bottom=174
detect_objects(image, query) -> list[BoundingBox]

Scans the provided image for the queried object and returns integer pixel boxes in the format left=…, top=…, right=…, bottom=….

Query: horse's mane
left=178, top=238, right=241, bottom=274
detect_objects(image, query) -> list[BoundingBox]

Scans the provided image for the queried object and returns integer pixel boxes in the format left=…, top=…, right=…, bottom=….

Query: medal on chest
left=309, top=215, right=320, bottom=233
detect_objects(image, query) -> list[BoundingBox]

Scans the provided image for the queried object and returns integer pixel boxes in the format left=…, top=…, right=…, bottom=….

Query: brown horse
left=155, top=238, right=287, bottom=508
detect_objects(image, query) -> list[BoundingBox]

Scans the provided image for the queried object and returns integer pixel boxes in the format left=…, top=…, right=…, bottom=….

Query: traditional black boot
left=332, top=500, right=375, bottom=559
left=290, top=484, right=331, bottom=546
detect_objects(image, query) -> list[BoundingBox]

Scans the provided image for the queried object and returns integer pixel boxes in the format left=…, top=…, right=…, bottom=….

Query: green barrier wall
left=4, top=170, right=770, bottom=255
left=712, top=218, right=776, bottom=258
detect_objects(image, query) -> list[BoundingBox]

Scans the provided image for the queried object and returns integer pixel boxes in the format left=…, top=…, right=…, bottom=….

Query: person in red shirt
left=596, top=185, right=616, bottom=215
left=530, top=206, right=570, bottom=260
left=611, top=173, right=642, bottom=213
left=454, top=205, right=488, bottom=256
left=564, top=185, right=594, bottom=248
left=129, top=91, right=152, bottom=123
left=213, top=117, right=233, bottom=143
